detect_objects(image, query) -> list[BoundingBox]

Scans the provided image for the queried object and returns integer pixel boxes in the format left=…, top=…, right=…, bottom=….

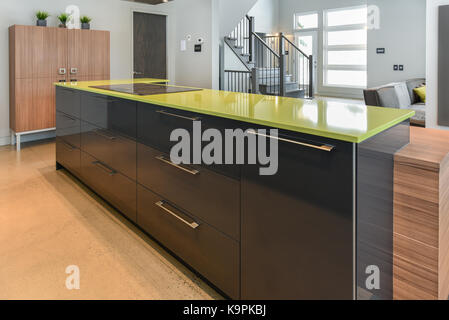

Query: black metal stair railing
left=223, top=15, right=313, bottom=98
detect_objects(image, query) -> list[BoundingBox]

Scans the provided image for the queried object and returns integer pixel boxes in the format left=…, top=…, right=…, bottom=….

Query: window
left=294, top=12, right=318, bottom=30
left=324, top=6, right=367, bottom=88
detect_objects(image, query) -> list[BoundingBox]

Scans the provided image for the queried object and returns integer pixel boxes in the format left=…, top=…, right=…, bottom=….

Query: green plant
left=80, top=16, right=92, bottom=24
left=36, top=11, right=50, bottom=20
left=58, top=13, right=70, bottom=24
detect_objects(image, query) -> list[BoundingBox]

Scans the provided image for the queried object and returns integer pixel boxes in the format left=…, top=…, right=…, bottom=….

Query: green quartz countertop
left=55, top=79, right=415, bottom=143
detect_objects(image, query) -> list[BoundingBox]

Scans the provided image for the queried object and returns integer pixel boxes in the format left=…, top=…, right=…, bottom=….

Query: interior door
left=133, top=12, right=167, bottom=79
left=296, top=31, right=318, bottom=95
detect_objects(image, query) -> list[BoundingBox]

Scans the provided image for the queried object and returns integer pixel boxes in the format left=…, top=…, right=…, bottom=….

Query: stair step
left=234, top=46, right=244, bottom=49
left=227, top=37, right=238, bottom=41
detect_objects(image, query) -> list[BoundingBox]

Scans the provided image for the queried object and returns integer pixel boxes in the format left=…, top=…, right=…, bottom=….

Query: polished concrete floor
left=0, top=139, right=221, bottom=300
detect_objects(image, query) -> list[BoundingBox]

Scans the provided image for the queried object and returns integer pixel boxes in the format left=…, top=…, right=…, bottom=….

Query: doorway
left=296, top=31, right=318, bottom=95
left=133, top=12, right=167, bottom=79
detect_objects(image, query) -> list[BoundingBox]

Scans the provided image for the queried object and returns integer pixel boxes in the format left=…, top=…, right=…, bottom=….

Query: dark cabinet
left=81, top=151, right=137, bottom=222
left=56, top=111, right=81, bottom=148
left=137, top=143, right=240, bottom=240
left=241, top=131, right=355, bottom=300
left=56, top=88, right=80, bottom=118
left=137, top=184, right=240, bottom=299
left=81, top=121, right=136, bottom=180
left=56, top=137, right=81, bottom=177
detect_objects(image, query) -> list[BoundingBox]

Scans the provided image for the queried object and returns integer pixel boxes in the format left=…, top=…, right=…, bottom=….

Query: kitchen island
left=55, top=79, right=414, bottom=300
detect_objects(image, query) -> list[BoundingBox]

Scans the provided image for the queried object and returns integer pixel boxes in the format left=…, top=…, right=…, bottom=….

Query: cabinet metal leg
left=16, top=134, right=21, bottom=151
left=10, top=130, right=15, bottom=146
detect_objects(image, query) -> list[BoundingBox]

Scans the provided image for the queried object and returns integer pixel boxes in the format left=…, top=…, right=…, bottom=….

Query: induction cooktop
left=89, top=83, right=202, bottom=96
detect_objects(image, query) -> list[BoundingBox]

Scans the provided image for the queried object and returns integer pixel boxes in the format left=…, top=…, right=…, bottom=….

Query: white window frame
left=323, top=5, right=367, bottom=89
left=293, top=11, right=319, bottom=32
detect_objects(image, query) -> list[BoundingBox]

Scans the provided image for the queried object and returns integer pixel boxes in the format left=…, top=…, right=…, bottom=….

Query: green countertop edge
left=55, top=83, right=415, bottom=144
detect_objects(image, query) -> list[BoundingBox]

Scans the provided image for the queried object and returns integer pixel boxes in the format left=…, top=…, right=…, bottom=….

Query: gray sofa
left=363, top=78, right=426, bottom=126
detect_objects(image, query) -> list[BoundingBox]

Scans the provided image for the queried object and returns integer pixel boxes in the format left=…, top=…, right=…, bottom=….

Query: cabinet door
left=33, top=77, right=66, bottom=130
left=14, top=79, right=33, bottom=132
left=89, top=31, right=110, bottom=78
left=68, top=29, right=90, bottom=78
left=241, top=131, right=355, bottom=300
left=33, top=27, right=67, bottom=78
left=12, top=26, right=34, bottom=79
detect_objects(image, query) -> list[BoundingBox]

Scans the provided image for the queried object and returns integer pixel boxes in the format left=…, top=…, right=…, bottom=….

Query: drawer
left=81, top=121, right=136, bottom=180
left=81, top=93, right=137, bottom=139
left=137, top=143, right=240, bottom=240
left=56, top=111, right=81, bottom=148
left=81, top=151, right=136, bottom=222
left=137, top=184, right=240, bottom=299
left=137, top=103, right=240, bottom=179
left=56, top=87, right=80, bottom=118
left=56, top=138, right=81, bottom=177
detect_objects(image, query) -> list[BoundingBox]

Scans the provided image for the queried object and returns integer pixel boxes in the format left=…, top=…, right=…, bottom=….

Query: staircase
left=223, top=15, right=313, bottom=99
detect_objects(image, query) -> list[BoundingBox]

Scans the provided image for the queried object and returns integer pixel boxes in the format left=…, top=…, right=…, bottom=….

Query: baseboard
left=0, top=136, right=10, bottom=147
left=0, top=131, right=56, bottom=147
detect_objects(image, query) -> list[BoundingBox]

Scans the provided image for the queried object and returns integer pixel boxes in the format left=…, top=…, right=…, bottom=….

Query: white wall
left=219, top=0, right=259, bottom=38
left=248, top=0, right=279, bottom=34
left=0, top=0, right=220, bottom=145
left=427, top=0, right=449, bottom=130
left=367, top=0, right=426, bottom=88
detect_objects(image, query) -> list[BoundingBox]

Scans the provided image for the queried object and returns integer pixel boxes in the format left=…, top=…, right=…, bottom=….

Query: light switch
left=180, top=40, right=187, bottom=52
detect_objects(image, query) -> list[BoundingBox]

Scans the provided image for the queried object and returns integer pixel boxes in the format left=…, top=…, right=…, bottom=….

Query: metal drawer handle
left=156, top=155, right=199, bottom=175
left=62, top=141, right=75, bottom=151
left=92, top=161, right=116, bottom=176
left=156, top=110, right=201, bottom=122
left=93, top=129, right=116, bottom=141
left=155, top=201, right=200, bottom=229
left=246, top=130, right=335, bottom=152
left=61, top=114, right=77, bottom=122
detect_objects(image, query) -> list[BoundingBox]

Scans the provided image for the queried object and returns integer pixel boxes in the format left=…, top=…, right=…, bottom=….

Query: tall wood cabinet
left=9, top=25, right=110, bottom=150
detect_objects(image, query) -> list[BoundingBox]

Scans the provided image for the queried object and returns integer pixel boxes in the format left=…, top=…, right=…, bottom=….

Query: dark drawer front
left=56, top=87, right=80, bottom=118
left=137, top=143, right=240, bottom=240
left=137, top=184, right=240, bottom=299
left=56, top=111, right=81, bottom=148
left=137, top=103, right=241, bottom=179
left=81, top=121, right=136, bottom=181
left=81, top=151, right=136, bottom=222
left=56, top=138, right=81, bottom=176
left=81, top=93, right=137, bottom=139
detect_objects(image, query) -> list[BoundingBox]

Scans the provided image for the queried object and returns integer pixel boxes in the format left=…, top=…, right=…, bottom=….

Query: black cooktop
left=90, top=83, right=202, bottom=96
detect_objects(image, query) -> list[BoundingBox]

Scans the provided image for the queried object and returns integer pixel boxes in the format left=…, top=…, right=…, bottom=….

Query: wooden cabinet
left=9, top=25, right=110, bottom=144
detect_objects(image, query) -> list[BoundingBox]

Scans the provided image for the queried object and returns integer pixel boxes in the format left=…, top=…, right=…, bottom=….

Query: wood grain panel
left=12, top=25, right=34, bottom=79
left=89, top=31, right=110, bottom=77
left=68, top=29, right=90, bottom=77
left=9, top=26, right=16, bottom=131
left=394, top=126, right=449, bottom=300
left=33, top=27, right=67, bottom=78
left=14, top=79, right=33, bottom=132
left=439, top=160, right=449, bottom=299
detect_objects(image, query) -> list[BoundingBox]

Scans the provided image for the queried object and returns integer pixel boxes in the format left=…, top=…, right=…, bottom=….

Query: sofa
left=363, top=78, right=426, bottom=126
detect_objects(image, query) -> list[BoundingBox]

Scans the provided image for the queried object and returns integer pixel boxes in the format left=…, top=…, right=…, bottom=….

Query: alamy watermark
left=170, top=121, right=279, bottom=176
left=65, top=265, right=80, bottom=290
left=367, top=5, right=381, bottom=30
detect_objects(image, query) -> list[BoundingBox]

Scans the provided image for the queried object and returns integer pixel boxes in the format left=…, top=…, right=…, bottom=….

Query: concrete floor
left=0, top=139, right=221, bottom=300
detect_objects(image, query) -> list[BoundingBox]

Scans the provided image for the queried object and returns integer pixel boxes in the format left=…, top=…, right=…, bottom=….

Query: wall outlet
left=399, top=65, right=404, bottom=71
left=394, top=65, right=399, bottom=71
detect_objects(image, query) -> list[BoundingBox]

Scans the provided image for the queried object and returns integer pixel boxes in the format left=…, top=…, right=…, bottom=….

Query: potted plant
left=80, top=16, right=92, bottom=30
left=36, top=11, right=50, bottom=27
left=58, top=13, right=70, bottom=28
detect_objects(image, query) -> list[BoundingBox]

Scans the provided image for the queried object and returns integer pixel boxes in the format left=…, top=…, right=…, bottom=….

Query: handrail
left=252, top=32, right=280, bottom=58
left=224, top=69, right=251, bottom=73
left=282, top=35, right=310, bottom=60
